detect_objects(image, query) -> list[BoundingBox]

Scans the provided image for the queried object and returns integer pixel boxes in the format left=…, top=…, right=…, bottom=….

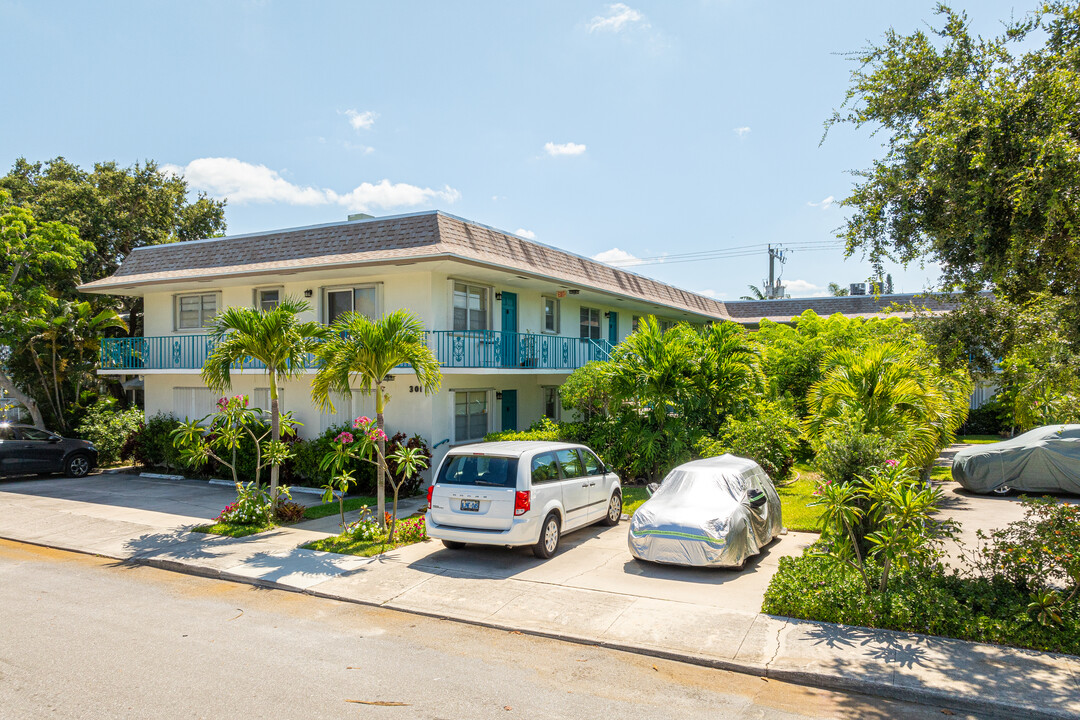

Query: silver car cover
left=952, top=424, right=1080, bottom=494
left=628, top=454, right=783, bottom=567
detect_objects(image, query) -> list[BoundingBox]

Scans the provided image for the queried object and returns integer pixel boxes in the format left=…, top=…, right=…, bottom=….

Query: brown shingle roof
left=79, top=211, right=732, bottom=319
left=723, top=293, right=974, bottom=325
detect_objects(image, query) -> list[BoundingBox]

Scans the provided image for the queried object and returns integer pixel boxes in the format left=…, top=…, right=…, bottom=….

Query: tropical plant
left=312, top=309, right=441, bottom=528
left=214, top=481, right=277, bottom=527
left=804, top=342, right=971, bottom=469
left=75, top=396, right=143, bottom=465
left=0, top=190, right=92, bottom=429
left=318, top=428, right=367, bottom=530
left=201, top=296, right=327, bottom=503
left=810, top=461, right=952, bottom=594
left=172, top=395, right=300, bottom=488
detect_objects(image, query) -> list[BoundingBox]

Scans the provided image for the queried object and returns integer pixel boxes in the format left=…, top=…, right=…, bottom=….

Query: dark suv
left=0, top=423, right=98, bottom=478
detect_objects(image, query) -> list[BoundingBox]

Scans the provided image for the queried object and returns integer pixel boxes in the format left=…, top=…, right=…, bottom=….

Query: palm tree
left=804, top=343, right=970, bottom=469
left=740, top=284, right=767, bottom=301
left=693, top=321, right=762, bottom=433
left=311, top=309, right=441, bottom=527
left=202, top=296, right=327, bottom=502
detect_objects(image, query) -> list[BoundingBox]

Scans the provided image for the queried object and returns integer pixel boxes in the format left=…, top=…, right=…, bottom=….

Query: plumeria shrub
left=811, top=460, right=953, bottom=594
left=344, top=511, right=382, bottom=542
left=216, top=482, right=274, bottom=526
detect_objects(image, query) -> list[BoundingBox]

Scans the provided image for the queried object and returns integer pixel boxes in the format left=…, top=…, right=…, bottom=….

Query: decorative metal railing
left=99, top=331, right=613, bottom=373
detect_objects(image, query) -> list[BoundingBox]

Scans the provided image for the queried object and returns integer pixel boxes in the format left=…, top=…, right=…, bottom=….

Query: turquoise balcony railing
left=99, top=331, right=612, bottom=373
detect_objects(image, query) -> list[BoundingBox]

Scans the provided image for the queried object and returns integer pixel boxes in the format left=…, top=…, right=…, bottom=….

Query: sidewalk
left=0, top=478, right=1077, bottom=719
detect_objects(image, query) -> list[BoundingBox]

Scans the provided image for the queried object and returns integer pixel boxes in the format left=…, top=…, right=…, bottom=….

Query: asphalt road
left=0, top=540, right=975, bottom=720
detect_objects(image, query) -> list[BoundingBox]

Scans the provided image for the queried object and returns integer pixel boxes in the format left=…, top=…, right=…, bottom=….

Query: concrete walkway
left=0, top=474, right=1077, bottom=718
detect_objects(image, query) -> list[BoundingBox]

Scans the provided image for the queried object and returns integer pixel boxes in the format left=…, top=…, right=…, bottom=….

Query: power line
left=606, top=240, right=845, bottom=268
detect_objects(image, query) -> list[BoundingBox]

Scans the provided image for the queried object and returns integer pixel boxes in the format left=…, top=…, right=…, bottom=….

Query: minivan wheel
left=533, top=513, right=561, bottom=559
left=601, top=491, right=622, bottom=526
left=442, top=540, right=466, bottom=550
left=66, top=453, right=91, bottom=478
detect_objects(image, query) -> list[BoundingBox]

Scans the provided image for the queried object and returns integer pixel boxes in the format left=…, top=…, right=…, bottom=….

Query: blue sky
left=1, top=0, right=1040, bottom=300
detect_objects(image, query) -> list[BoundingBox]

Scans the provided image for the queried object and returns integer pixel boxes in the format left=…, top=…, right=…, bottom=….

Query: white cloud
left=515, top=228, right=536, bottom=239
left=587, top=3, right=646, bottom=33
left=733, top=126, right=751, bottom=137
left=807, top=195, right=836, bottom=210
left=592, top=247, right=644, bottom=266
left=783, top=279, right=830, bottom=297
left=545, top=141, right=587, bottom=157
left=168, top=157, right=459, bottom=213
left=697, top=289, right=727, bottom=299
left=344, top=109, right=377, bottom=131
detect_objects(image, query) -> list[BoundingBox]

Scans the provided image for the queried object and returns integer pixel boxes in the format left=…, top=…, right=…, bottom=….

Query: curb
left=3, top=532, right=1070, bottom=720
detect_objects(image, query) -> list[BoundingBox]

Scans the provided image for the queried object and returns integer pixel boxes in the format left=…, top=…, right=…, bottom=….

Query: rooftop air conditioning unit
left=849, top=283, right=867, bottom=296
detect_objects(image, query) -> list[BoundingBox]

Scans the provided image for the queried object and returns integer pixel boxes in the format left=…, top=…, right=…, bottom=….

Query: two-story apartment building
left=80, top=211, right=729, bottom=465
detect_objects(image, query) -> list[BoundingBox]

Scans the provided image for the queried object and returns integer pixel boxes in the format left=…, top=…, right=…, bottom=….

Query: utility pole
left=766, top=244, right=787, bottom=299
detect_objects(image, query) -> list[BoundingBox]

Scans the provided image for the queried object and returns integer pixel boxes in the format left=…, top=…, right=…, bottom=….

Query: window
left=452, top=282, right=488, bottom=331
left=555, top=449, right=584, bottom=479
left=20, top=427, right=56, bottom=441
left=542, top=297, right=560, bottom=334
left=579, top=307, right=601, bottom=340
left=542, top=386, right=560, bottom=421
left=255, top=288, right=281, bottom=311
left=438, top=455, right=519, bottom=488
left=253, top=387, right=285, bottom=414
left=319, top=390, right=373, bottom=432
left=531, top=452, right=561, bottom=484
left=581, top=449, right=603, bottom=476
left=0, top=425, right=13, bottom=441
left=660, top=320, right=676, bottom=333
left=454, top=390, right=489, bottom=442
left=175, top=293, right=219, bottom=330
left=325, top=285, right=380, bottom=324
left=632, top=315, right=640, bottom=333
left=173, top=387, right=215, bottom=421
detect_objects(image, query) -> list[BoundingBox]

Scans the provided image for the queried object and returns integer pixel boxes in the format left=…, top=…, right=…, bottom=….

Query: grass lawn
left=957, top=434, right=1002, bottom=444
left=622, top=486, right=650, bottom=516
left=302, top=495, right=378, bottom=520
left=191, top=522, right=271, bottom=537
left=777, top=464, right=824, bottom=533
left=303, top=534, right=425, bottom=557
left=930, top=465, right=953, bottom=483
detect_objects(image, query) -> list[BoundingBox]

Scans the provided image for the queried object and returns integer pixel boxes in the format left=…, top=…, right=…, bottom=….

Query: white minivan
left=426, top=441, right=623, bottom=558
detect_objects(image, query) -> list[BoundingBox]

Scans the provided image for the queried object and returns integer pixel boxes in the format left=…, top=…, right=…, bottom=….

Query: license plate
left=460, top=499, right=480, bottom=512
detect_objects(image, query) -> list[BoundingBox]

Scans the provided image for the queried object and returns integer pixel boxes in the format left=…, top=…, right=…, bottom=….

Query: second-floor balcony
left=99, top=330, right=613, bottom=374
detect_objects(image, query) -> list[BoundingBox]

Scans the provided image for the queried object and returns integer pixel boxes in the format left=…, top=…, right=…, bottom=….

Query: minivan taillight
left=514, top=491, right=531, bottom=516
left=426, top=484, right=435, bottom=510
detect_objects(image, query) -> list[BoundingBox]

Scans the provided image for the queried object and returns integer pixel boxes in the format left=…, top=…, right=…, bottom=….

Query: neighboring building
left=80, top=211, right=727, bottom=465
left=80, top=210, right=975, bottom=465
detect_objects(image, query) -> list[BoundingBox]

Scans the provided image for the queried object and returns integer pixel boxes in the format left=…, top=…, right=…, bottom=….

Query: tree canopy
left=831, top=2, right=1080, bottom=302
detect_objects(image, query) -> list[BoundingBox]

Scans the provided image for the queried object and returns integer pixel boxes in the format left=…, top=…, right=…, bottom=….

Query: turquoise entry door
left=608, top=311, right=619, bottom=345
left=501, top=390, right=518, bottom=432
left=501, top=292, right=518, bottom=367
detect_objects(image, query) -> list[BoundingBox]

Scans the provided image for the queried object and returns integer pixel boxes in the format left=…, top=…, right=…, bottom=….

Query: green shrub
left=960, top=397, right=1007, bottom=436
left=75, top=397, right=144, bottom=465
left=484, top=417, right=563, bottom=442
left=976, top=495, right=1080, bottom=594
left=122, top=413, right=184, bottom=469
left=697, top=400, right=800, bottom=483
left=762, top=554, right=1080, bottom=655
left=814, top=423, right=898, bottom=485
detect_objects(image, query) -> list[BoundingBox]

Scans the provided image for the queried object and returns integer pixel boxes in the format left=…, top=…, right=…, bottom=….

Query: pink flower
left=216, top=398, right=227, bottom=410
left=353, top=416, right=372, bottom=429
left=335, top=431, right=355, bottom=444
left=885, top=459, right=899, bottom=467
left=371, top=429, right=388, bottom=442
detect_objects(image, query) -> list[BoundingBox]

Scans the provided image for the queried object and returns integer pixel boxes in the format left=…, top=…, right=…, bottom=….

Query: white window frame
left=253, top=286, right=284, bottom=312
left=173, top=292, right=221, bottom=332
left=253, top=387, right=285, bottom=416
left=542, top=296, right=560, bottom=334
left=452, top=389, right=491, bottom=444
left=579, top=306, right=601, bottom=340
left=322, top=283, right=382, bottom=325
left=449, top=280, right=491, bottom=333
left=173, top=387, right=216, bottom=422
left=318, top=389, right=375, bottom=433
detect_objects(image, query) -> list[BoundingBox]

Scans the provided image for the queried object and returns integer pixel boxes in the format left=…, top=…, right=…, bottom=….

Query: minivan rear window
left=437, top=455, right=519, bottom=488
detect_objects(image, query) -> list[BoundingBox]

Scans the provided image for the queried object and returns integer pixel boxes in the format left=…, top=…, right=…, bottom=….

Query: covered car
left=628, top=454, right=782, bottom=568
left=952, top=425, right=1080, bottom=495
